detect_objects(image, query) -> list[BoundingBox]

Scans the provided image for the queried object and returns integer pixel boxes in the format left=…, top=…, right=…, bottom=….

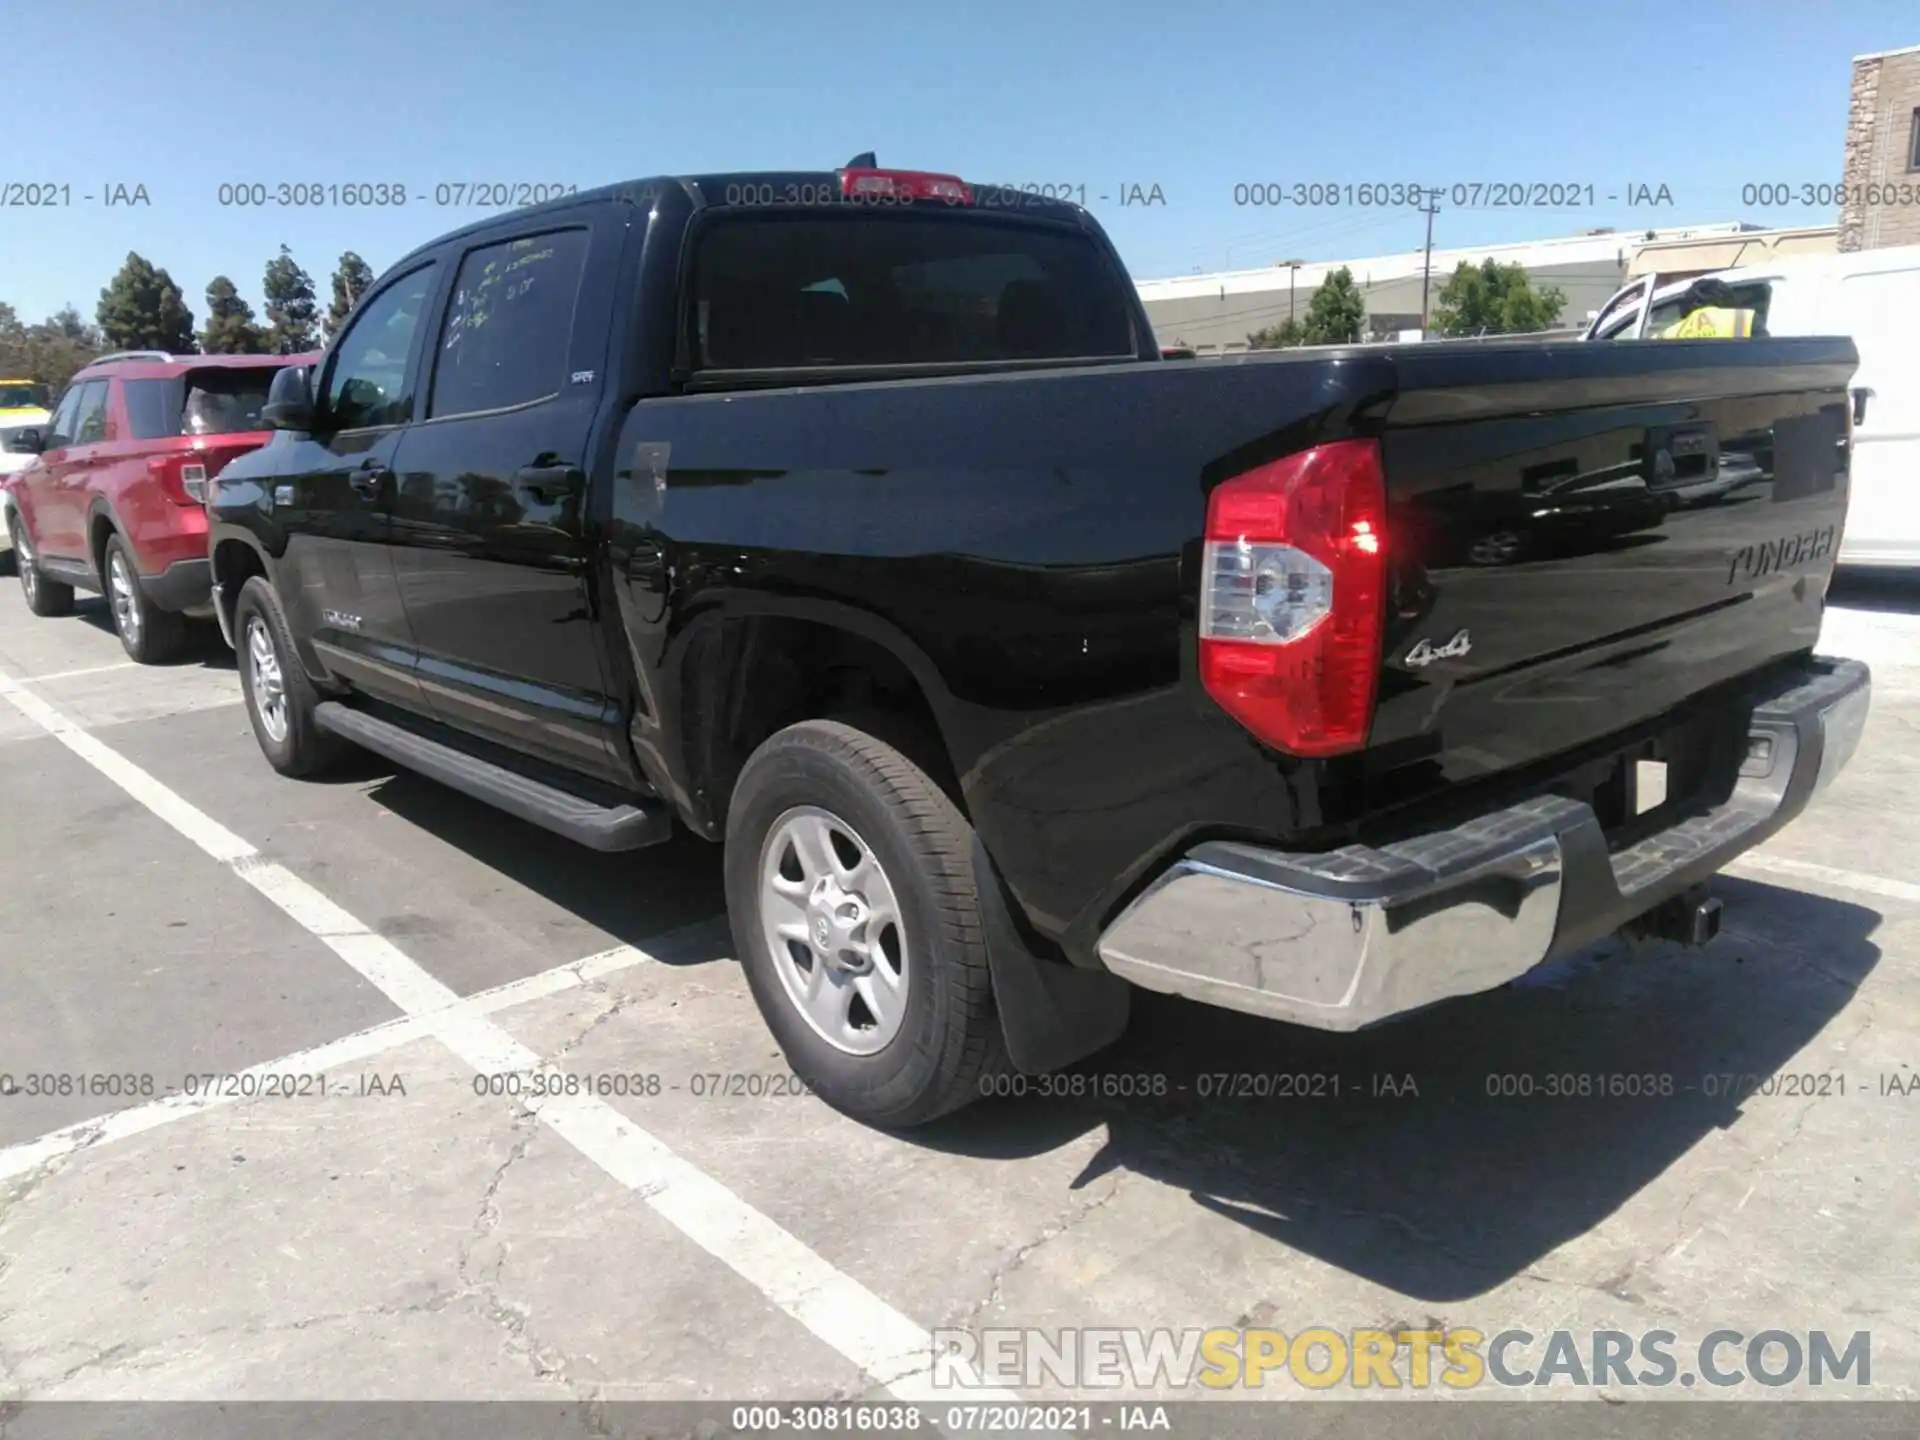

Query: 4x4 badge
left=1405, top=629, right=1472, bottom=668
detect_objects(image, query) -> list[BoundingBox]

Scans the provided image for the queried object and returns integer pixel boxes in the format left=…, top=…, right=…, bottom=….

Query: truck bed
left=607, top=333, right=1859, bottom=957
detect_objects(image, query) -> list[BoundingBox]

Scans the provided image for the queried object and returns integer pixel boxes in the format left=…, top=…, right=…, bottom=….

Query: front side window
left=323, top=265, right=437, bottom=431
left=43, top=385, right=84, bottom=448
left=69, top=380, right=111, bottom=445
left=1588, top=279, right=1649, bottom=340
left=430, top=229, right=589, bottom=418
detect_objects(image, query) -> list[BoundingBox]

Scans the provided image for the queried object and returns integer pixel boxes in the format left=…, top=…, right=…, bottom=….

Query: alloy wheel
left=13, top=522, right=38, bottom=605
left=757, top=805, right=910, bottom=1056
left=245, top=614, right=289, bottom=744
left=108, top=549, right=141, bottom=646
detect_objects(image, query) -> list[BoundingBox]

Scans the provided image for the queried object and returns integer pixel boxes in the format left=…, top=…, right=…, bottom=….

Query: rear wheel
left=725, top=718, right=1005, bottom=1128
left=234, top=575, right=345, bottom=777
left=104, top=534, right=190, bottom=663
left=8, top=511, right=73, bottom=617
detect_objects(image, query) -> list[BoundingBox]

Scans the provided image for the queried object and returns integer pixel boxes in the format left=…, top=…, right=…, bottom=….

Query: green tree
left=1247, top=316, right=1307, bottom=350
left=0, top=303, right=103, bottom=391
left=1300, top=266, right=1366, bottom=344
left=323, top=251, right=376, bottom=341
left=262, top=245, right=320, bottom=354
left=96, top=253, right=197, bottom=353
left=1429, top=258, right=1567, bottom=337
left=1248, top=269, right=1366, bottom=347
left=200, top=276, right=267, bottom=354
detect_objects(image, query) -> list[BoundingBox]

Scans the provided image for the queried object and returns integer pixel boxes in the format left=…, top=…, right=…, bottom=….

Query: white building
left=1136, top=223, right=1760, bottom=352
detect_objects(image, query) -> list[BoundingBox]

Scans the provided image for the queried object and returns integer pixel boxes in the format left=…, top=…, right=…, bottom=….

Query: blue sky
left=3, top=0, right=1914, bottom=325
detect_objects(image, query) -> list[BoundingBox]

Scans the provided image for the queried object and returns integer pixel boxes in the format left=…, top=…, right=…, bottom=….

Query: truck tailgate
left=1367, top=337, right=1858, bottom=814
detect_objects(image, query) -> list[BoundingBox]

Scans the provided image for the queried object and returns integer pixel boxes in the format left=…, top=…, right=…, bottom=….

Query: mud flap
left=972, top=837, right=1131, bottom=1075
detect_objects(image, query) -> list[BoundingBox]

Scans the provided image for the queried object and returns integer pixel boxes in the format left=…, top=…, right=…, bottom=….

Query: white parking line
left=0, top=664, right=1004, bottom=1405
left=15, top=661, right=140, bottom=683
left=1732, top=852, right=1920, bottom=907
left=0, top=942, right=659, bottom=1186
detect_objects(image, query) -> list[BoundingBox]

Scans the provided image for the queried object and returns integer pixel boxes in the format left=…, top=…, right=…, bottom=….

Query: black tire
left=8, top=511, right=73, bottom=617
left=234, top=575, right=346, bottom=777
left=102, top=533, right=191, bottom=664
left=725, top=718, right=1006, bottom=1128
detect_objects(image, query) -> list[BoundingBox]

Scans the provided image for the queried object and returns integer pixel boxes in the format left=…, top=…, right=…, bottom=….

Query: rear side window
left=430, top=229, right=590, bottom=418
left=690, top=213, right=1137, bottom=370
left=123, top=370, right=281, bottom=440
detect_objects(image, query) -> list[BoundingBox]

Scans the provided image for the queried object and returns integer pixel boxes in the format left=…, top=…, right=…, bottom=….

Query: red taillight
left=1197, top=438, right=1387, bottom=757
left=147, top=454, right=214, bottom=505
left=838, top=167, right=973, bottom=205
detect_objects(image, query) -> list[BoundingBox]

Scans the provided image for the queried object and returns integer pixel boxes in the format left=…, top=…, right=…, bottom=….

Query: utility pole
left=1278, top=258, right=1305, bottom=330
left=1418, top=189, right=1441, bottom=340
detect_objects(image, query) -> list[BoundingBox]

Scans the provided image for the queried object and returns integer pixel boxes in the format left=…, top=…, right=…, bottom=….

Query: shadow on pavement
left=918, top=873, right=1882, bottom=1302
left=366, top=768, right=731, bottom=957
left=70, top=597, right=236, bottom=669
left=330, top=758, right=1886, bottom=1303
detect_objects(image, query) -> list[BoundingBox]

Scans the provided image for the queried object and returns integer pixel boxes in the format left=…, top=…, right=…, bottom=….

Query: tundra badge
left=1405, top=629, right=1472, bottom=668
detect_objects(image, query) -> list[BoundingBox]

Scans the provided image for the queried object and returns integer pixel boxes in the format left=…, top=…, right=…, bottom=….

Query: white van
left=1585, top=246, right=1920, bottom=569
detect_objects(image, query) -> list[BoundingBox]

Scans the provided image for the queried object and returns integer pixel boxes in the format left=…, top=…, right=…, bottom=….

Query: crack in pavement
left=7, top=1294, right=470, bottom=1394
left=455, top=1107, right=580, bottom=1390
left=944, top=1167, right=1128, bottom=1337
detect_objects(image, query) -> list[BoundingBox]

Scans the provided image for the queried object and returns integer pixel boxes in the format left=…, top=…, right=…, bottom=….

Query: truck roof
left=386, top=169, right=1093, bottom=274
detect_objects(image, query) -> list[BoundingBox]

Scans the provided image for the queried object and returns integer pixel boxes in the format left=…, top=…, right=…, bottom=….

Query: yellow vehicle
left=0, top=378, right=53, bottom=419
left=1653, top=306, right=1757, bottom=339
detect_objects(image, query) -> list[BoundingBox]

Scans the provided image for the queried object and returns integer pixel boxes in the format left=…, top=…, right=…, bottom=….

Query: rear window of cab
left=688, top=212, right=1139, bottom=371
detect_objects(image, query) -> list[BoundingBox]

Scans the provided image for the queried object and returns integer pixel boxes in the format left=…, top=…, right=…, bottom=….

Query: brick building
left=1839, top=43, right=1920, bottom=251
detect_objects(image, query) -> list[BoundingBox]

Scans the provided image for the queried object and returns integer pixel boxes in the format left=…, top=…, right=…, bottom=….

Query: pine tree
left=96, top=253, right=197, bottom=353
left=200, top=276, right=267, bottom=354
left=262, top=245, right=320, bottom=354
left=324, top=252, right=376, bottom=341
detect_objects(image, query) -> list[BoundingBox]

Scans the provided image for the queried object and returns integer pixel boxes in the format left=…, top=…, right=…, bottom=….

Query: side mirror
left=4, top=427, right=45, bottom=455
left=262, top=365, right=316, bottom=432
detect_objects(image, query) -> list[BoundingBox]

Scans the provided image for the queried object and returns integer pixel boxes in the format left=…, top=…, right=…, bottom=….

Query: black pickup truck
left=207, top=162, right=1871, bottom=1127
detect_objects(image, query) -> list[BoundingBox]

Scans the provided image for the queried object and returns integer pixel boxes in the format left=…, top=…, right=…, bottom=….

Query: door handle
left=514, top=465, right=583, bottom=504
left=348, top=460, right=389, bottom=499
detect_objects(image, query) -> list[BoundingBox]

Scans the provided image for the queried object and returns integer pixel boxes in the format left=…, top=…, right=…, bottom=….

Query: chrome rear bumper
left=1096, top=656, right=1870, bottom=1031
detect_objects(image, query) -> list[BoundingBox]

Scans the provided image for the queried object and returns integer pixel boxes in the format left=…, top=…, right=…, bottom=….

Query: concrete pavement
left=0, top=573, right=1916, bottom=1429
